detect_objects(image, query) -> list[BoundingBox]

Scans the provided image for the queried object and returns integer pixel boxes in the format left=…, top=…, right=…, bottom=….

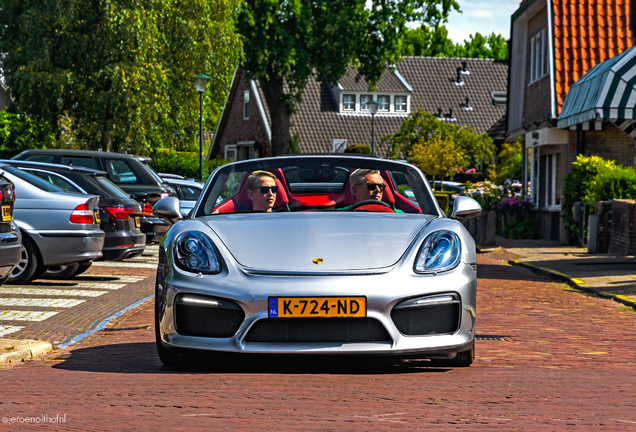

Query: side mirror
left=450, top=196, right=481, bottom=221
left=153, top=197, right=182, bottom=224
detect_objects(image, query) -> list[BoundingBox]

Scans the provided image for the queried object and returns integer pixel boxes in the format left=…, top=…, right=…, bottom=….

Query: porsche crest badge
left=312, top=258, right=323, bottom=265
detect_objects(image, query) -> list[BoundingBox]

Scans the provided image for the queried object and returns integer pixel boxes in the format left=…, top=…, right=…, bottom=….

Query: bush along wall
left=149, top=150, right=228, bottom=181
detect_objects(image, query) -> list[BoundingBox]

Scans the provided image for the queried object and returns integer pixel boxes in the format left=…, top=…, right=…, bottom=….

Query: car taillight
left=102, top=206, right=135, bottom=220
left=161, top=192, right=170, bottom=199
left=141, top=203, right=153, bottom=216
left=70, top=203, right=95, bottom=224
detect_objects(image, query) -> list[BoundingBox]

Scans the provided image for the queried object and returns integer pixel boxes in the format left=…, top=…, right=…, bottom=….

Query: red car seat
left=213, top=173, right=289, bottom=213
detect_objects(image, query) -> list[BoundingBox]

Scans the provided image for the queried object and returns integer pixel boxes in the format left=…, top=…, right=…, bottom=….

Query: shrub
left=464, top=180, right=503, bottom=212
left=434, top=192, right=452, bottom=214
left=344, top=144, right=372, bottom=154
left=493, top=197, right=539, bottom=239
left=563, top=155, right=635, bottom=240
left=0, top=111, right=55, bottom=153
left=149, top=149, right=228, bottom=181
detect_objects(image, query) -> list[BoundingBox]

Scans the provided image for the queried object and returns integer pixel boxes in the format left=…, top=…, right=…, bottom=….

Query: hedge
left=149, top=150, right=228, bottom=181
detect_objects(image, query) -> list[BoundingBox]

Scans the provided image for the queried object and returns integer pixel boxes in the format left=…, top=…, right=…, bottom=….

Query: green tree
left=383, top=109, right=495, bottom=172
left=238, top=0, right=460, bottom=156
left=411, top=134, right=465, bottom=185
left=495, top=141, right=523, bottom=183
left=400, top=25, right=507, bottom=60
left=0, top=0, right=242, bottom=154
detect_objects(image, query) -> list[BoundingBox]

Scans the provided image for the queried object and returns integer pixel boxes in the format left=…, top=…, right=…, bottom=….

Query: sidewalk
left=488, top=235, right=636, bottom=309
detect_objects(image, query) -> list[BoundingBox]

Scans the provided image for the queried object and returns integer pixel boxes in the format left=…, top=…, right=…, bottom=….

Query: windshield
left=197, top=156, right=439, bottom=216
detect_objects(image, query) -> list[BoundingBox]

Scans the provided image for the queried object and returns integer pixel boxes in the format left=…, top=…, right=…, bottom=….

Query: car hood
left=203, top=213, right=434, bottom=272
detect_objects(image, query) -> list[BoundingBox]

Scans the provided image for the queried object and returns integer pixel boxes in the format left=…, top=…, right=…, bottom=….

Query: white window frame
left=378, top=95, right=390, bottom=111
left=243, top=91, right=250, bottom=120
left=225, top=144, right=237, bottom=161
left=343, top=94, right=356, bottom=111
left=360, top=94, right=372, bottom=111
left=394, top=95, right=407, bottom=112
left=530, top=29, right=548, bottom=84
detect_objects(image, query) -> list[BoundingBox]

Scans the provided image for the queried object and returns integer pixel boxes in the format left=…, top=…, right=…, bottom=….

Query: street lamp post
left=193, top=73, right=211, bottom=181
left=367, top=100, right=379, bottom=156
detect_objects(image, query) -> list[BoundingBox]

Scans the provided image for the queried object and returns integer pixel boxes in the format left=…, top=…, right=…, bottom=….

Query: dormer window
left=378, top=95, right=390, bottom=111
left=360, top=94, right=373, bottom=111
left=395, top=96, right=407, bottom=112
left=343, top=94, right=356, bottom=111
left=530, top=29, right=548, bottom=83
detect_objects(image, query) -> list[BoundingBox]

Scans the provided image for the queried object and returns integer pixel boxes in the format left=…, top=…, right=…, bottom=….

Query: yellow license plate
left=1, top=205, right=11, bottom=222
left=94, top=209, right=101, bottom=224
left=134, top=216, right=140, bottom=228
left=268, top=297, right=366, bottom=318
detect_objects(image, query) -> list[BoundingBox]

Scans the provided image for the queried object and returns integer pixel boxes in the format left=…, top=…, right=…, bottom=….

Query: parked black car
left=5, top=161, right=146, bottom=278
left=12, top=150, right=171, bottom=243
left=0, top=172, right=20, bottom=285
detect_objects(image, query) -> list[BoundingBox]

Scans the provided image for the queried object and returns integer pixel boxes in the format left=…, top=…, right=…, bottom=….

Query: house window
left=360, top=94, right=373, bottom=111
left=542, top=153, right=561, bottom=208
left=378, top=95, right=390, bottom=111
left=343, top=94, right=356, bottom=111
left=530, top=29, right=548, bottom=83
left=243, top=91, right=249, bottom=120
left=395, top=95, right=407, bottom=112
left=225, top=145, right=237, bottom=161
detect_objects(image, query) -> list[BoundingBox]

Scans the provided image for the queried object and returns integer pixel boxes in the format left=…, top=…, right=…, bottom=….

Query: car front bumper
left=157, top=253, right=476, bottom=357
left=139, top=216, right=170, bottom=244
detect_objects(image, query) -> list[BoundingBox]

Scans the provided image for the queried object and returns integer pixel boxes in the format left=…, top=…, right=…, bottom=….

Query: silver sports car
left=153, top=155, right=481, bottom=368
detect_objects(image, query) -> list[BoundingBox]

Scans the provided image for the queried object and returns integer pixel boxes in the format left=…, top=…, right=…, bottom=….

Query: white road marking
left=81, top=275, right=147, bottom=283
left=91, top=262, right=157, bottom=269
left=0, top=325, right=24, bottom=336
left=0, top=311, right=58, bottom=321
left=0, top=298, right=85, bottom=308
left=0, top=288, right=108, bottom=297
left=72, top=282, right=126, bottom=290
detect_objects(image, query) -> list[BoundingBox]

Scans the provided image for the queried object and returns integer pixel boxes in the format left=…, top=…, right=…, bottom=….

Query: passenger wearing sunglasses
left=246, top=170, right=279, bottom=212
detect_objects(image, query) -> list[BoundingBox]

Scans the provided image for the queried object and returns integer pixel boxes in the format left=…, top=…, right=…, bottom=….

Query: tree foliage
left=383, top=109, right=495, bottom=173
left=0, top=0, right=242, bottom=154
left=238, top=0, right=460, bottom=156
left=495, top=141, right=523, bottom=183
left=400, top=25, right=507, bottom=60
left=411, top=134, right=464, bottom=183
left=0, top=111, right=55, bottom=157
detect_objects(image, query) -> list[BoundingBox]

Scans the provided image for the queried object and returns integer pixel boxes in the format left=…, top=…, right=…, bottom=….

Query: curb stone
left=507, top=259, right=636, bottom=310
left=0, top=339, right=53, bottom=367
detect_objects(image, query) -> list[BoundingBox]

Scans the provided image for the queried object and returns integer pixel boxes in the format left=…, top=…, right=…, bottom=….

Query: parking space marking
left=91, top=262, right=157, bottom=269
left=0, top=298, right=86, bottom=308
left=0, top=325, right=24, bottom=336
left=72, top=283, right=127, bottom=290
left=0, top=288, right=108, bottom=297
left=0, top=311, right=58, bottom=321
left=81, top=275, right=148, bottom=283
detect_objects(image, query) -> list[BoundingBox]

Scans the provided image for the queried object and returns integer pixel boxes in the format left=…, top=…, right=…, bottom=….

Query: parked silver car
left=0, top=164, right=105, bottom=284
left=0, top=173, right=20, bottom=285
left=153, top=155, right=481, bottom=368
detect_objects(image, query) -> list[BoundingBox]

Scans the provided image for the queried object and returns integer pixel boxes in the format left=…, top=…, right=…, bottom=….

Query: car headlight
left=414, top=231, right=461, bottom=274
left=174, top=231, right=221, bottom=274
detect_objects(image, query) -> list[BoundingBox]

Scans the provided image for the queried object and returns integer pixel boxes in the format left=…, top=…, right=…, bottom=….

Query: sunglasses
left=357, top=182, right=386, bottom=192
left=252, top=186, right=279, bottom=194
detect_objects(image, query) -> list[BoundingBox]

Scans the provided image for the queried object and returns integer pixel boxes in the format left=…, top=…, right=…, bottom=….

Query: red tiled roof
left=553, top=0, right=633, bottom=114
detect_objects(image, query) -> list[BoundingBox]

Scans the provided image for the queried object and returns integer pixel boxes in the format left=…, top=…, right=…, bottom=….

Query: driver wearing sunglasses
left=246, top=170, right=279, bottom=212
left=351, top=169, right=386, bottom=202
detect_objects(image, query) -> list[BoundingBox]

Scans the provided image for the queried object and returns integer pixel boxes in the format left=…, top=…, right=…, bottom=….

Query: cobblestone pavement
left=1, top=248, right=636, bottom=430
left=0, top=246, right=157, bottom=347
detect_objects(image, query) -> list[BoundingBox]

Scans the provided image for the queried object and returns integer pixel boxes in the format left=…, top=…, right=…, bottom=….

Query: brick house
left=208, top=57, right=508, bottom=162
left=507, top=0, right=634, bottom=242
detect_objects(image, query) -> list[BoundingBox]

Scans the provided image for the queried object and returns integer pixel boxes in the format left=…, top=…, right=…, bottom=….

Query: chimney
left=455, top=67, right=464, bottom=86
left=437, top=107, right=443, bottom=118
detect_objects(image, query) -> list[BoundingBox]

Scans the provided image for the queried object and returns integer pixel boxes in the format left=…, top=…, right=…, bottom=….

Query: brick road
left=1, top=248, right=636, bottom=431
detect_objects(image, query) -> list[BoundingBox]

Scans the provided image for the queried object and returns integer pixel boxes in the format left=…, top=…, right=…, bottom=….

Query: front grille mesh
left=391, top=303, right=460, bottom=336
left=175, top=303, right=244, bottom=338
left=245, top=318, right=391, bottom=343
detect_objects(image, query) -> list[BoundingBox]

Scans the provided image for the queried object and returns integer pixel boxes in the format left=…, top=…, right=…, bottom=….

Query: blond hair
left=246, top=170, right=277, bottom=190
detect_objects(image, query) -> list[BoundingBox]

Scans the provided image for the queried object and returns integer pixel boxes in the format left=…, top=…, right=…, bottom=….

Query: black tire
left=8, top=237, right=47, bottom=284
left=43, top=264, right=80, bottom=280
left=0, top=274, right=9, bottom=286
left=72, top=264, right=92, bottom=277
left=447, top=340, right=475, bottom=367
left=155, top=281, right=183, bottom=368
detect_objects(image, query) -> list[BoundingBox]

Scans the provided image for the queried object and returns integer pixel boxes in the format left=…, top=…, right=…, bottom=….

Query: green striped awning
left=558, top=45, right=636, bottom=129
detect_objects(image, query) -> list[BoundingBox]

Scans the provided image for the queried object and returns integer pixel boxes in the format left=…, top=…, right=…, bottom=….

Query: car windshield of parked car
left=1, top=166, right=65, bottom=192
left=198, top=157, right=439, bottom=216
